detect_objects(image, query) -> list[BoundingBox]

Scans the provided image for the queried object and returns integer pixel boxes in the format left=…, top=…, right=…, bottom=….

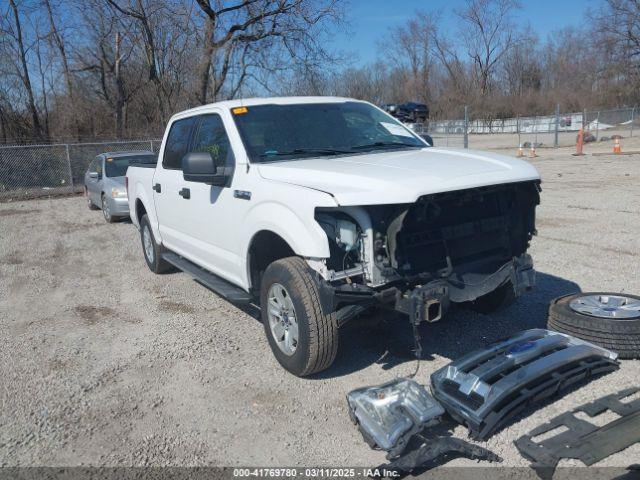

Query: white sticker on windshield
left=380, top=122, right=414, bottom=137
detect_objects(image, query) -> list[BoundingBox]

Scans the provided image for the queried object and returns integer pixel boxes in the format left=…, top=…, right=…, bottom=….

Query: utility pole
left=554, top=103, right=560, bottom=148
left=464, top=106, right=469, bottom=149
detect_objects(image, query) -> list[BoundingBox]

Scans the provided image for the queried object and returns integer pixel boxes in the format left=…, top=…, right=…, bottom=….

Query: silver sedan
left=84, top=151, right=156, bottom=222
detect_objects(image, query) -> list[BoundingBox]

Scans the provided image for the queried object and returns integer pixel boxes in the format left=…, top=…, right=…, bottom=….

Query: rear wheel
left=140, top=214, right=171, bottom=274
left=260, top=257, right=338, bottom=376
left=548, top=292, right=640, bottom=359
left=86, top=189, right=99, bottom=210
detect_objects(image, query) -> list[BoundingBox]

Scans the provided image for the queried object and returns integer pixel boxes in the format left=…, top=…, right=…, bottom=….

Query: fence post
left=65, top=144, right=74, bottom=193
left=631, top=107, right=635, bottom=138
left=149, top=140, right=154, bottom=151
left=595, top=111, right=600, bottom=141
left=554, top=104, right=560, bottom=148
left=463, top=105, right=469, bottom=149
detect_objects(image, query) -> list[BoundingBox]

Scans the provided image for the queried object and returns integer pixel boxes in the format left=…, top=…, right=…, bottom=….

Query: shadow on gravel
left=312, top=271, right=581, bottom=380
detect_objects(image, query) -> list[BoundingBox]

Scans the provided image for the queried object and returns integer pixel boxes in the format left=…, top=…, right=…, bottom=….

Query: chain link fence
left=418, top=106, right=637, bottom=151
left=0, top=140, right=161, bottom=201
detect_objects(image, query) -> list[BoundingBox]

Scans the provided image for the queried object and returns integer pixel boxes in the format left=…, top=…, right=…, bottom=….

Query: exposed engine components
left=335, top=218, right=359, bottom=251
left=315, top=211, right=364, bottom=275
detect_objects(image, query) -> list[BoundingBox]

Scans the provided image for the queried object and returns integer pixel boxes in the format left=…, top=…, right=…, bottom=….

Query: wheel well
left=135, top=199, right=147, bottom=224
left=248, top=231, right=295, bottom=295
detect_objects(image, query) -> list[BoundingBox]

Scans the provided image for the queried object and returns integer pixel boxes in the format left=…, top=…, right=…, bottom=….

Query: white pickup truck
left=126, top=96, right=541, bottom=376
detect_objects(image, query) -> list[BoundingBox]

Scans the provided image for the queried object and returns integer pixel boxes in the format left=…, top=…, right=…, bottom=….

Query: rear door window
left=162, top=117, right=196, bottom=170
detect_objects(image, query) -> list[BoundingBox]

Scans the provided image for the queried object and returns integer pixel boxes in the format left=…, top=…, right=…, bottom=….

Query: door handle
left=153, top=183, right=162, bottom=193
left=178, top=187, right=190, bottom=199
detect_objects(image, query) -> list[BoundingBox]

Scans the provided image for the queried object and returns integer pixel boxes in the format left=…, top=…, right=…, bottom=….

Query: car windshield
left=105, top=154, right=155, bottom=177
left=232, top=102, right=426, bottom=163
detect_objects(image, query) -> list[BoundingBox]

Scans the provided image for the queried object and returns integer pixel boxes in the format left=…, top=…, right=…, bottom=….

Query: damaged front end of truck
left=312, top=180, right=541, bottom=333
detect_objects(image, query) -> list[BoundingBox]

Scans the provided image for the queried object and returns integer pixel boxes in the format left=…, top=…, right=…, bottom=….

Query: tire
left=469, top=282, right=515, bottom=314
left=139, top=214, right=172, bottom=274
left=86, top=189, right=99, bottom=210
left=260, top=257, right=338, bottom=377
left=548, top=292, right=640, bottom=359
left=101, top=194, right=117, bottom=223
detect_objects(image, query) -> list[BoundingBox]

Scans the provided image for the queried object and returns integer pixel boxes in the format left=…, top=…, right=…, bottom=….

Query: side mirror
left=89, top=172, right=99, bottom=179
left=182, top=152, right=230, bottom=186
left=420, top=134, right=434, bottom=147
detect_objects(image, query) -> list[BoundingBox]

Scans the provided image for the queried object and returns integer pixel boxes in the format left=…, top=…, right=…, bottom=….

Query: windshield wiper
left=259, top=147, right=351, bottom=158
left=351, top=141, right=421, bottom=151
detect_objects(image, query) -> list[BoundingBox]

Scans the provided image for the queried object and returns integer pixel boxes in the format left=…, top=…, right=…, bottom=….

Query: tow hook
left=395, top=282, right=450, bottom=358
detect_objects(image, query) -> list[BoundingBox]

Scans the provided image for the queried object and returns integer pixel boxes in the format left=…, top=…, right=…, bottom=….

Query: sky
left=330, top=0, right=599, bottom=66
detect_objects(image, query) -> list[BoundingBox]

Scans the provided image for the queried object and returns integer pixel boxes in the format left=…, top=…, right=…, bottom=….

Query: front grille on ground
left=430, top=329, right=619, bottom=440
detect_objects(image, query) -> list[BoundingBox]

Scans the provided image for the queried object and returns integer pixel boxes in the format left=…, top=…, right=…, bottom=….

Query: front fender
left=241, top=201, right=330, bottom=259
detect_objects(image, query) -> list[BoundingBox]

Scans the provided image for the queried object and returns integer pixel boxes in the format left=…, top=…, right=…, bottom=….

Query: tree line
left=1, top=0, right=638, bottom=144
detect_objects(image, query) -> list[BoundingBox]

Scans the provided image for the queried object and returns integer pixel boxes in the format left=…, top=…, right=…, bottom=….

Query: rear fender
left=131, top=183, right=161, bottom=242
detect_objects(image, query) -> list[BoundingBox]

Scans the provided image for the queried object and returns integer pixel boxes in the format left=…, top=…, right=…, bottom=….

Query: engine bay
left=315, top=180, right=541, bottom=293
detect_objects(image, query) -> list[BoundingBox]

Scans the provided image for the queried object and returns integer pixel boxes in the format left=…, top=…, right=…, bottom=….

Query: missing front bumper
left=394, top=254, right=535, bottom=325
left=318, top=254, right=536, bottom=330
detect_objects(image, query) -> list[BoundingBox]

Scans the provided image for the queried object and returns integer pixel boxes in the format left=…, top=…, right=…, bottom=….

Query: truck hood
left=256, top=148, right=540, bottom=205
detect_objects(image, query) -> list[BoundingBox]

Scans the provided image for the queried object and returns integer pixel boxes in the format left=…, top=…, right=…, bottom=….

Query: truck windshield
left=105, top=154, right=156, bottom=177
left=232, top=102, right=426, bottom=162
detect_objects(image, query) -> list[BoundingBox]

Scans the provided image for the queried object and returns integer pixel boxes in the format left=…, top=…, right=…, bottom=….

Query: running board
left=161, top=252, right=252, bottom=304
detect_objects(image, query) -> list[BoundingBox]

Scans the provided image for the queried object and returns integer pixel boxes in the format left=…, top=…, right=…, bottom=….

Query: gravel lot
left=1, top=147, right=639, bottom=471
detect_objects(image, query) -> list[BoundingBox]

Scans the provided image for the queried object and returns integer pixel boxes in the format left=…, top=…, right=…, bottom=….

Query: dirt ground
left=1, top=145, right=639, bottom=471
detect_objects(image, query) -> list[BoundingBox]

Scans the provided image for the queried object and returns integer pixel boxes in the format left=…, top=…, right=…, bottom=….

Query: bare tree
left=593, top=0, right=640, bottom=103
left=385, top=12, right=438, bottom=103
left=42, top=0, right=82, bottom=138
left=192, top=0, right=341, bottom=105
left=105, top=0, right=172, bottom=121
left=75, top=0, right=144, bottom=138
left=33, top=22, right=51, bottom=138
left=502, top=28, right=541, bottom=96
left=457, top=0, right=520, bottom=97
left=6, top=0, right=44, bottom=139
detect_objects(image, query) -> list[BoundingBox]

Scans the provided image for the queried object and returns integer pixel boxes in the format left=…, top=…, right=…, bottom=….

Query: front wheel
left=260, top=257, right=338, bottom=377
left=101, top=194, right=116, bottom=223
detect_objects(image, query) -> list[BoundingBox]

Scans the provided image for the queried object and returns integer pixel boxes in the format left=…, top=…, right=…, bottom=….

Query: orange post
left=573, top=128, right=584, bottom=156
left=613, top=137, right=621, bottom=154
